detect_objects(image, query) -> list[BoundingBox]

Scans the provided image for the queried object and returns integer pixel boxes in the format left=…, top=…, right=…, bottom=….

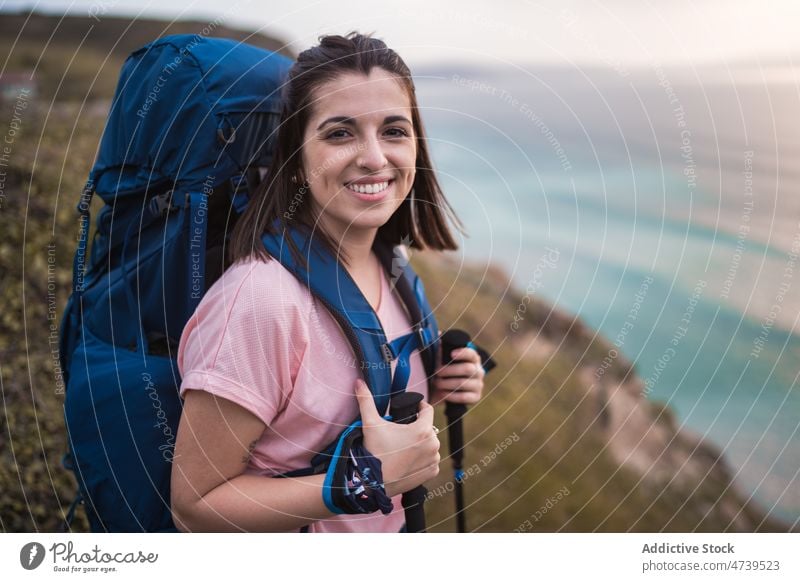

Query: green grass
left=0, top=99, right=102, bottom=532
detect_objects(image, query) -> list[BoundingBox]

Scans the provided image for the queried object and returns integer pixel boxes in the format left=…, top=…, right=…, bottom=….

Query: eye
left=384, top=127, right=410, bottom=138
left=325, top=128, right=352, bottom=140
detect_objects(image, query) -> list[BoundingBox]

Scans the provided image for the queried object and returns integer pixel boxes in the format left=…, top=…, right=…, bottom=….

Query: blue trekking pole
left=440, top=330, right=496, bottom=533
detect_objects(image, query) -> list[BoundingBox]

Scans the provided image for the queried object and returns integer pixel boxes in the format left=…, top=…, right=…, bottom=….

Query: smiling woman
left=170, top=32, right=486, bottom=533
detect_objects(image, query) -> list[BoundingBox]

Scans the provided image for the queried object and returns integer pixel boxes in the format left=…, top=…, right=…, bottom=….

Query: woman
left=171, top=32, right=486, bottom=532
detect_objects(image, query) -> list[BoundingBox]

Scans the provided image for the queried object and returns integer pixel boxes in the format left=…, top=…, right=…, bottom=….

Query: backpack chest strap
left=382, top=323, right=436, bottom=395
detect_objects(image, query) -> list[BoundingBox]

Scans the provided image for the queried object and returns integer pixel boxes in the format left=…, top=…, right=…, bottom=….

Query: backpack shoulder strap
left=372, top=241, right=440, bottom=386
left=261, top=224, right=394, bottom=414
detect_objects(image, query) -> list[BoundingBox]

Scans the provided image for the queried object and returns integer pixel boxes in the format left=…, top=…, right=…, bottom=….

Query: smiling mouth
left=346, top=179, right=394, bottom=195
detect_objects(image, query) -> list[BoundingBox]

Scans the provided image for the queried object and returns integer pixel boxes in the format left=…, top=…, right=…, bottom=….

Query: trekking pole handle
left=440, top=328, right=496, bottom=421
left=389, top=391, right=427, bottom=533
left=440, top=329, right=475, bottom=463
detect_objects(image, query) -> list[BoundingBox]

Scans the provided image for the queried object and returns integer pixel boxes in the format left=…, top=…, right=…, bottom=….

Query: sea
left=414, top=61, right=800, bottom=526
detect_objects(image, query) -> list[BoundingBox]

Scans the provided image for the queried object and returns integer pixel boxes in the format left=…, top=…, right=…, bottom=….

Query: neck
left=344, top=231, right=377, bottom=273
left=325, top=221, right=379, bottom=275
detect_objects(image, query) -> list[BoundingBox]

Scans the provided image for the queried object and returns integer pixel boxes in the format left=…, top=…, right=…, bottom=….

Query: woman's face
left=300, top=68, right=417, bottom=241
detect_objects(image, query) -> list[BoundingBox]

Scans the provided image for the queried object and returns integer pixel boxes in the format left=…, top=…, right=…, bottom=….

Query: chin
left=351, top=215, right=393, bottom=231
left=351, top=206, right=398, bottom=228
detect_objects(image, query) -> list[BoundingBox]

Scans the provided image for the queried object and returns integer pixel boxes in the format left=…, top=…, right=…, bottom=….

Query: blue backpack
left=58, top=35, right=440, bottom=532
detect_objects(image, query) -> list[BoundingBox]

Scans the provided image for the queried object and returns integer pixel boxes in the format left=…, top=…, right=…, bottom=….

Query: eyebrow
left=316, top=115, right=412, bottom=131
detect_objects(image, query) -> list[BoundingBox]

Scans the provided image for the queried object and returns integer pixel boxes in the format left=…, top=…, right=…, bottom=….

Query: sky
left=4, top=0, right=800, bottom=71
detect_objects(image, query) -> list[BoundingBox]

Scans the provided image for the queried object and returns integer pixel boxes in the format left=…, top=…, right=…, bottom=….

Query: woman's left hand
left=430, top=346, right=485, bottom=405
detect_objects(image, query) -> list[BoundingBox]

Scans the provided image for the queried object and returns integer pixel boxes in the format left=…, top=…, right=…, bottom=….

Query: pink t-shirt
left=177, top=252, right=429, bottom=533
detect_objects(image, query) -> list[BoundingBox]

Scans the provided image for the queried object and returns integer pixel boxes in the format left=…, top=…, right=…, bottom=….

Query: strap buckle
left=382, top=323, right=432, bottom=365
left=381, top=343, right=394, bottom=363
left=148, top=190, right=176, bottom=217
left=217, top=116, right=236, bottom=144
left=414, top=322, right=431, bottom=350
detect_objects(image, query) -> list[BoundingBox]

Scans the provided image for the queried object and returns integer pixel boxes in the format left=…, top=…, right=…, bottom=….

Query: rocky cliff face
left=583, top=368, right=763, bottom=531
left=413, top=251, right=787, bottom=532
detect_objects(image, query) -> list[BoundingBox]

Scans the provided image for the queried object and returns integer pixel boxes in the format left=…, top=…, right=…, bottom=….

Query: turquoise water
left=415, top=64, right=800, bottom=525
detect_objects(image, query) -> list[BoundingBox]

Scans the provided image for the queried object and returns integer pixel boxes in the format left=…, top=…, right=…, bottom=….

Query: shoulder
left=187, top=256, right=313, bottom=341
left=178, top=256, right=312, bottom=373
left=218, top=256, right=307, bottom=292
left=206, top=256, right=313, bottom=312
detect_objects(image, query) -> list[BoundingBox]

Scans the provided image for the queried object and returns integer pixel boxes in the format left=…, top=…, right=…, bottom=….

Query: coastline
left=413, top=249, right=792, bottom=531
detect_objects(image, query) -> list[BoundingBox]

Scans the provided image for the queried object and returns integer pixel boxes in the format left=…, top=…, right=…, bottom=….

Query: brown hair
left=229, top=31, right=463, bottom=268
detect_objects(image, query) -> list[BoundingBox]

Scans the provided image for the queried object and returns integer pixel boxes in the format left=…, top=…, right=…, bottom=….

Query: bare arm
left=170, top=390, right=336, bottom=532
left=172, top=381, right=440, bottom=532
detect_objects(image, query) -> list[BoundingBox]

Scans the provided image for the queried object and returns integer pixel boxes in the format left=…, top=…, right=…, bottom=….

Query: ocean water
left=414, top=63, right=800, bottom=525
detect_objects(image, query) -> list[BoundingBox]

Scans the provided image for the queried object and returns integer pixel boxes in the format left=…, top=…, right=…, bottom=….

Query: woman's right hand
left=355, top=379, right=440, bottom=498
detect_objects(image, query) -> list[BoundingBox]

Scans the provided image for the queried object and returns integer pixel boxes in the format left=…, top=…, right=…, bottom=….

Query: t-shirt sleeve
left=177, top=260, right=309, bottom=426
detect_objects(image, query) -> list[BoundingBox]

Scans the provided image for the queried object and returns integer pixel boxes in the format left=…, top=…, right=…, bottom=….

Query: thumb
left=355, top=379, right=381, bottom=424
left=416, top=399, right=435, bottom=425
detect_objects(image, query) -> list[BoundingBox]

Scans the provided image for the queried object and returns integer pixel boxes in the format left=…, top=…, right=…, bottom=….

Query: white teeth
left=347, top=181, right=390, bottom=194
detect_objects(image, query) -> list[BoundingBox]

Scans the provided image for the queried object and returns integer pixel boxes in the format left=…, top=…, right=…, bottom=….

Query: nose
left=356, top=135, right=388, bottom=171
